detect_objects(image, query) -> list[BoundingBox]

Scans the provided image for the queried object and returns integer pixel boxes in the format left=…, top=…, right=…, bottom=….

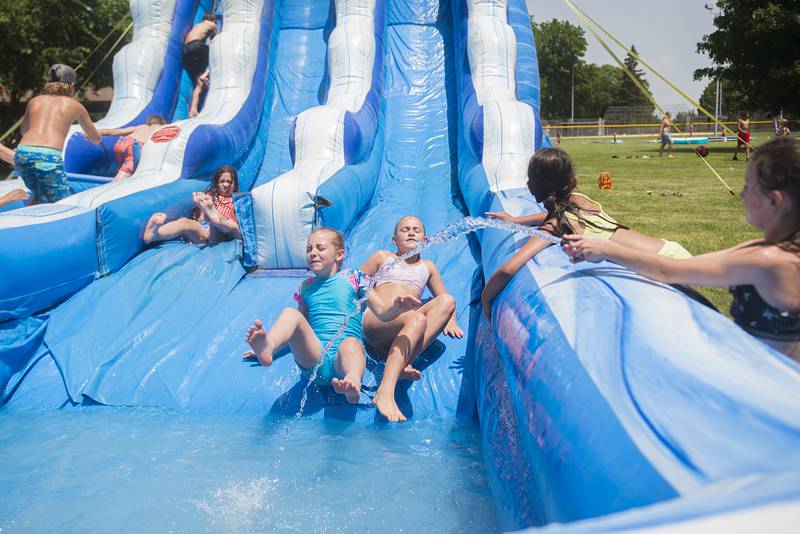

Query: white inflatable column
left=251, top=0, right=376, bottom=269
left=467, top=0, right=536, bottom=191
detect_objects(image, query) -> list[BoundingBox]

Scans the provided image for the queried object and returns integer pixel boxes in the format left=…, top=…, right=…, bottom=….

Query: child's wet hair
left=394, top=215, right=425, bottom=235
left=41, top=82, right=74, bottom=97
left=202, top=11, right=217, bottom=22
left=751, top=136, right=800, bottom=251
left=206, top=165, right=239, bottom=198
left=311, top=227, right=346, bottom=267
left=147, top=115, right=166, bottom=125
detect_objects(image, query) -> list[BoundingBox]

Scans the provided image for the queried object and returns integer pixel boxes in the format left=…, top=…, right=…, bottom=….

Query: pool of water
left=0, top=409, right=499, bottom=533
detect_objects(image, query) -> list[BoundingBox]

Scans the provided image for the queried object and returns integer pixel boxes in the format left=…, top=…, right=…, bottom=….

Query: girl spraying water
left=143, top=165, right=241, bottom=245
left=360, top=216, right=464, bottom=422
left=243, top=228, right=421, bottom=402
left=482, top=148, right=691, bottom=318
left=564, top=137, right=800, bottom=361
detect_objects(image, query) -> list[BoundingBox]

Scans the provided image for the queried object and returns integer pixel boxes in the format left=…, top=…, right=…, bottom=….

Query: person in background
left=98, top=115, right=166, bottom=180
left=14, top=64, right=101, bottom=204
left=658, top=111, right=674, bottom=158
left=184, top=12, right=218, bottom=118
left=733, top=111, right=751, bottom=161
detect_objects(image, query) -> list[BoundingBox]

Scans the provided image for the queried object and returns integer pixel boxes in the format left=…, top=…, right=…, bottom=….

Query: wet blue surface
left=0, top=409, right=498, bottom=533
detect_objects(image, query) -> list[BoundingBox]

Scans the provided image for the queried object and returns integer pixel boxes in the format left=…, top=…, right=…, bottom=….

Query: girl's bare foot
left=399, top=364, right=421, bottom=381
left=244, top=319, right=275, bottom=366
left=199, top=194, right=223, bottom=226
left=373, top=389, right=407, bottom=422
left=332, top=375, right=361, bottom=404
left=143, top=213, right=167, bottom=242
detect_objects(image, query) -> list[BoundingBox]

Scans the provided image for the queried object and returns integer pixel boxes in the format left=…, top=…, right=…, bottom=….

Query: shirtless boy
left=658, top=111, right=674, bottom=158
left=15, top=64, right=101, bottom=203
left=99, top=115, right=166, bottom=180
left=184, top=12, right=218, bottom=117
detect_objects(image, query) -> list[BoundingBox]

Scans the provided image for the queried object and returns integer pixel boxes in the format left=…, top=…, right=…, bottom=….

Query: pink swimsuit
left=375, top=258, right=430, bottom=296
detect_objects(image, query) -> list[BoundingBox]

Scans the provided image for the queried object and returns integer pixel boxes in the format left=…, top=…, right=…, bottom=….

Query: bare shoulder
left=423, top=258, right=438, bottom=272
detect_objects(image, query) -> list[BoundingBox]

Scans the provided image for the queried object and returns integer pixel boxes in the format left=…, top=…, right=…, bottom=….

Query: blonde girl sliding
left=360, top=216, right=464, bottom=422
left=243, top=228, right=420, bottom=402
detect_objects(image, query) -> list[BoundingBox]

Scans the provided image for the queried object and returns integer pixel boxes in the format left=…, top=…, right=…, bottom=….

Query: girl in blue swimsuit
left=564, top=137, right=800, bottom=361
left=243, top=228, right=420, bottom=403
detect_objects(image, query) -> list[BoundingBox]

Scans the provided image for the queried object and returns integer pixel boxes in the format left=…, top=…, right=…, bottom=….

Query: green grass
left=559, top=135, right=766, bottom=314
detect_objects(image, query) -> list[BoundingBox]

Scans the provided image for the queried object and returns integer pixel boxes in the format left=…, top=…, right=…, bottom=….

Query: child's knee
left=437, top=294, right=456, bottom=314
left=406, top=311, right=427, bottom=333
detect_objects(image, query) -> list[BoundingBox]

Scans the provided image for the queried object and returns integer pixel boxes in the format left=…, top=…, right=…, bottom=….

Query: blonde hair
left=394, top=215, right=425, bottom=234
left=311, top=227, right=345, bottom=267
left=41, top=82, right=74, bottom=97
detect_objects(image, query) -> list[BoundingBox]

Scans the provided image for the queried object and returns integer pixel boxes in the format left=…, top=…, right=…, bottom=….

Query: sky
left=525, top=0, right=717, bottom=112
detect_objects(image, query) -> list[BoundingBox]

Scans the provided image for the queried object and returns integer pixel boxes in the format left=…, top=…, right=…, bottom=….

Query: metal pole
left=714, top=78, right=720, bottom=137
left=570, top=67, right=575, bottom=123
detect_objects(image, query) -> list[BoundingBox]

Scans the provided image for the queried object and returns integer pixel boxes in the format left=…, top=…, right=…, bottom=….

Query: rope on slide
left=0, top=16, right=133, bottom=145
left=562, top=0, right=737, bottom=196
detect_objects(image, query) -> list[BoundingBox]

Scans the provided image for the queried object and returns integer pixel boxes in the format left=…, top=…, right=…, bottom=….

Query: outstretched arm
left=486, top=211, right=547, bottom=226
left=97, top=126, right=136, bottom=137
left=481, top=235, right=554, bottom=319
left=561, top=234, right=771, bottom=287
left=76, top=104, right=101, bottom=144
left=426, top=261, right=463, bottom=338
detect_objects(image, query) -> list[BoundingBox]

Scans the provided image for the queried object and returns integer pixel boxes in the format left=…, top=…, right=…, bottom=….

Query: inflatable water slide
left=1, top=0, right=799, bottom=531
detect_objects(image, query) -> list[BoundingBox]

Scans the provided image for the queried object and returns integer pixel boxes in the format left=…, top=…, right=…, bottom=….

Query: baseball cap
left=48, top=64, right=78, bottom=85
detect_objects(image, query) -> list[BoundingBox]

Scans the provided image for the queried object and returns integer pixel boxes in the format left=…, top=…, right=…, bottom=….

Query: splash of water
left=292, top=216, right=558, bottom=419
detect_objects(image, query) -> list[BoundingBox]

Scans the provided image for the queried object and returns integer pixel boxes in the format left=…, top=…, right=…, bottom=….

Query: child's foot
left=332, top=375, right=361, bottom=404
left=399, top=364, right=422, bottom=381
left=668, top=155, right=675, bottom=158
left=373, top=389, right=407, bottom=422
left=243, top=319, right=274, bottom=366
left=189, top=108, right=199, bottom=118
left=143, top=213, right=167, bottom=242
left=732, top=156, right=738, bottom=161
left=199, top=194, right=223, bottom=226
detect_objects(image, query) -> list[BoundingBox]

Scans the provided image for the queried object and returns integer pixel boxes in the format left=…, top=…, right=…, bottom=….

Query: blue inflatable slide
left=1, top=0, right=799, bottom=531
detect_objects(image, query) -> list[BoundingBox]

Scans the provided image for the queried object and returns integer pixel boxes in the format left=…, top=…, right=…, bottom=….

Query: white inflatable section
left=467, top=0, right=535, bottom=192
left=251, top=0, right=376, bottom=268
left=64, top=0, right=177, bottom=145
left=63, top=0, right=265, bottom=210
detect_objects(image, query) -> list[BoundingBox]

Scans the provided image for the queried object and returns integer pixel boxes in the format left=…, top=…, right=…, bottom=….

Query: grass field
left=559, top=135, right=767, bottom=314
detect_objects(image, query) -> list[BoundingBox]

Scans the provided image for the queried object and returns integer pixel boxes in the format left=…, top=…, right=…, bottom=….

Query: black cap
left=48, top=64, right=78, bottom=85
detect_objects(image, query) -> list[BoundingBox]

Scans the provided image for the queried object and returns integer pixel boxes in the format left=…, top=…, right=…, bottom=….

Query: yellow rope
left=1, top=19, right=133, bottom=144
left=565, top=0, right=749, bottom=148
left=562, top=0, right=736, bottom=196
left=75, top=14, right=132, bottom=72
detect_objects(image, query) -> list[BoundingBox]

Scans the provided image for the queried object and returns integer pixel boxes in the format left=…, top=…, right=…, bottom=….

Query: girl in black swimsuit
left=563, top=136, right=800, bottom=361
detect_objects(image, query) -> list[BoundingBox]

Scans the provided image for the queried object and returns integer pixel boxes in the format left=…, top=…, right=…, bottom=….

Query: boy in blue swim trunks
left=15, top=64, right=101, bottom=204
left=243, top=228, right=420, bottom=403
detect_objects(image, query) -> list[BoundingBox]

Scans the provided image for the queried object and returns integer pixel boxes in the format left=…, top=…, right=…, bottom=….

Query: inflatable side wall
left=451, top=0, right=800, bottom=530
left=0, top=0, right=278, bottom=319
left=248, top=0, right=385, bottom=268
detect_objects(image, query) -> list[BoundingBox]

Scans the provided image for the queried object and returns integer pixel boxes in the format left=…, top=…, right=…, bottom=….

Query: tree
left=532, top=18, right=587, bottom=119
left=697, top=78, right=748, bottom=118
left=0, top=0, right=130, bottom=109
left=574, top=64, right=622, bottom=118
left=613, top=46, right=653, bottom=108
left=695, top=0, right=800, bottom=114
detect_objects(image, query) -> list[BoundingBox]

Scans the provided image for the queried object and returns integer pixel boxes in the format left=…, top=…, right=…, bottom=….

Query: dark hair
left=147, top=115, right=165, bottom=126
left=526, top=148, right=625, bottom=236
left=751, top=136, right=800, bottom=253
left=202, top=12, right=217, bottom=22
left=206, top=165, right=239, bottom=199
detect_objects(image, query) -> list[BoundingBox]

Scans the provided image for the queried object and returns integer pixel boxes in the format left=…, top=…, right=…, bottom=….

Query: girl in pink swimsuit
left=360, top=215, right=464, bottom=422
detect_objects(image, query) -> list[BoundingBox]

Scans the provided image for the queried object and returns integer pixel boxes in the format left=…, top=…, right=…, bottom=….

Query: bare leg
left=243, top=308, right=322, bottom=369
left=144, top=214, right=209, bottom=244
left=610, top=228, right=668, bottom=254
left=733, top=142, right=741, bottom=160
left=372, top=311, right=427, bottom=422
left=667, top=141, right=674, bottom=158
left=332, top=337, right=366, bottom=404
left=659, top=141, right=665, bottom=157
left=189, top=82, right=203, bottom=117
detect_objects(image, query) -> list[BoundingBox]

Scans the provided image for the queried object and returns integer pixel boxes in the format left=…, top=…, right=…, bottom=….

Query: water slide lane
left=252, top=1, right=333, bottom=188
left=343, top=0, right=481, bottom=418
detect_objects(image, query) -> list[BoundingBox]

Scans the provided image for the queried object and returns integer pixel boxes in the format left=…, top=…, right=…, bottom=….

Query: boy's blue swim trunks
left=14, top=145, right=72, bottom=203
